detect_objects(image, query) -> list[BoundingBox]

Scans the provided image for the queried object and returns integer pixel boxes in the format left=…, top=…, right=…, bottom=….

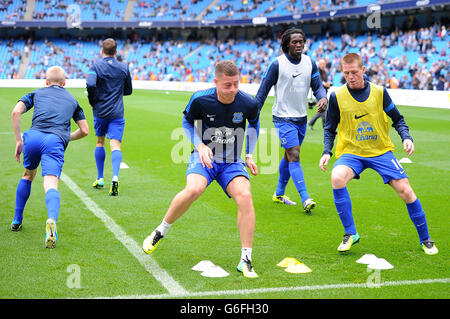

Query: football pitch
left=0, top=87, right=449, bottom=299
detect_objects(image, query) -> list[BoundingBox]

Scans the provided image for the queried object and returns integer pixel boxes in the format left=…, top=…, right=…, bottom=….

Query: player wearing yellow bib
left=319, top=53, right=438, bottom=255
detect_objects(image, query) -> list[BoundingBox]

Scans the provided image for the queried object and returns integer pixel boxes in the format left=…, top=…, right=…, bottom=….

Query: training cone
left=277, top=257, right=312, bottom=274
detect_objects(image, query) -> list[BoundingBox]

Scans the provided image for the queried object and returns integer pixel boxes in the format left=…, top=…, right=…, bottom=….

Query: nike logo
left=292, top=73, right=301, bottom=78
left=354, top=113, right=368, bottom=119
left=399, top=170, right=405, bottom=174
left=207, top=114, right=215, bottom=117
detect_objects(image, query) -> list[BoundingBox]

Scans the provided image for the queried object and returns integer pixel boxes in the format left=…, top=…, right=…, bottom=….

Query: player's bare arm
left=11, top=101, right=27, bottom=163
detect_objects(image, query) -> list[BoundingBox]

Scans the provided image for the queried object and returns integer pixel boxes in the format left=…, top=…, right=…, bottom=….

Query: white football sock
left=156, top=220, right=172, bottom=236
left=241, top=247, right=252, bottom=262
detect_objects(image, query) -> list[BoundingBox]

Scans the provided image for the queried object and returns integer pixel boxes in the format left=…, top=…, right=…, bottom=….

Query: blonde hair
left=46, top=66, right=66, bottom=85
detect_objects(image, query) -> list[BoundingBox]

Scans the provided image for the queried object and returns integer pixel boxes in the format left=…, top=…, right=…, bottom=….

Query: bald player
left=11, top=66, right=89, bottom=249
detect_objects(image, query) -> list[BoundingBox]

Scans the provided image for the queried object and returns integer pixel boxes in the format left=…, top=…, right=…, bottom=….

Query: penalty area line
left=91, top=278, right=450, bottom=299
left=60, top=172, right=188, bottom=296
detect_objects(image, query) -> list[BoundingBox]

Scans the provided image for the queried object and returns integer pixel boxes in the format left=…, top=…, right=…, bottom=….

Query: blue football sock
left=45, top=188, right=61, bottom=223
left=95, top=146, right=105, bottom=180
left=333, top=187, right=357, bottom=235
left=288, top=161, right=310, bottom=203
left=111, top=150, right=122, bottom=181
left=406, top=199, right=430, bottom=244
left=275, top=158, right=291, bottom=196
left=14, top=178, right=32, bottom=224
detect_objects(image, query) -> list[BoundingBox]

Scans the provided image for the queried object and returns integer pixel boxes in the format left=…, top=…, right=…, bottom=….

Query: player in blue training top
left=319, top=53, right=438, bottom=255
left=143, top=60, right=261, bottom=278
left=11, top=66, right=89, bottom=249
left=86, top=38, right=132, bottom=196
left=256, top=28, right=328, bottom=213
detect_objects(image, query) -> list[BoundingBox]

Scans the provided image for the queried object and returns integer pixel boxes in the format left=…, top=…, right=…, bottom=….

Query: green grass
left=0, top=87, right=449, bottom=299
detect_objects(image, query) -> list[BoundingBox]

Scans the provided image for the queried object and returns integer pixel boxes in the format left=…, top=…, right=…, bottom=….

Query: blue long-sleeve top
left=323, top=80, right=413, bottom=156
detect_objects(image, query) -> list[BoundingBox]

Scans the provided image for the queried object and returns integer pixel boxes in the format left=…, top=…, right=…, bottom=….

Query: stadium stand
left=32, top=0, right=128, bottom=21
left=0, top=38, right=25, bottom=79
left=0, top=0, right=448, bottom=90
left=12, top=23, right=447, bottom=91
left=200, top=0, right=382, bottom=20
left=0, top=0, right=27, bottom=20
left=132, top=0, right=211, bottom=21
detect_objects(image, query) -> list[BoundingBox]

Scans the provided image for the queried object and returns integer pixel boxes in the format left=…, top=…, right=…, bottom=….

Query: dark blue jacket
left=86, top=56, right=132, bottom=119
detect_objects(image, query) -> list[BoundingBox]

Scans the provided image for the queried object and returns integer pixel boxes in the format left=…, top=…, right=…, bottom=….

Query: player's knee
left=184, top=185, right=204, bottom=200
left=285, top=148, right=300, bottom=162
left=22, top=169, right=36, bottom=181
left=395, top=180, right=416, bottom=202
left=235, top=189, right=252, bottom=203
left=96, top=137, right=105, bottom=147
left=331, top=170, right=347, bottom=189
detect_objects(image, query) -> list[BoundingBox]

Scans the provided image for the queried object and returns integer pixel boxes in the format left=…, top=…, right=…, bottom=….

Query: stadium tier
left=200, top=0, right=381, bottom=20
left=0, top=0, right=427, bottom=22
left=3, top=24, right=446, bottom=90
left=0, top=0, right=448, bottom=90
left=0, top=38, right=25, bottom=79
left=33, top=0, right=128, bottom=21
left=132, top=0, right=211, bottom=21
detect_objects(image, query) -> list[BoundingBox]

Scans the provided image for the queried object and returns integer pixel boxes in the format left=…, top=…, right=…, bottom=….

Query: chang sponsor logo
left=356, top=121, right=377, bottom=141
left=210, top=127, right=236, bottom=144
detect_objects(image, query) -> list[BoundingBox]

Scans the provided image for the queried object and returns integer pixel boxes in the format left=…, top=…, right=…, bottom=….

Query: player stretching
left=86, top=38, right=132, bottom=196
left=256, top=28, right=327, bottom=213
left=11, top=66, right=89, bottom=248
left=143, top=60, right=261, bottom=278
left=319, top=53, right=438, bottom=255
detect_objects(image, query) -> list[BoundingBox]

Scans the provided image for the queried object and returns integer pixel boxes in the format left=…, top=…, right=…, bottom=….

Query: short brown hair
left=340, top=53, right=363, bottom=70
left=214, top=60, right=239, bottom=78
left=102, top=38, right=117, bottom=56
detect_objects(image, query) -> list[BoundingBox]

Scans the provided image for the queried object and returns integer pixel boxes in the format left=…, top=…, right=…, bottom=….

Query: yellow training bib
left=334, top=82, right=394, bottom=158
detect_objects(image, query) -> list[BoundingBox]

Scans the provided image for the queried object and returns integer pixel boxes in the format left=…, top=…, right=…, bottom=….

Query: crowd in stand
left=4, top=22, right=448, bottom=91
left=133, top=0, right=201, bottom=20
left=32, top=0, right=124, bottom=20
left=0, top=0, right=27, bottom=20
left=307, top=24, right=449, bottom=90
left=0, top=39, right=23, bottom=79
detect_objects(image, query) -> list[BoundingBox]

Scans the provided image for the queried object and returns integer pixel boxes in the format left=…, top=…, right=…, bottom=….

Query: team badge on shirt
left=232, top=112, right=243, bottom=124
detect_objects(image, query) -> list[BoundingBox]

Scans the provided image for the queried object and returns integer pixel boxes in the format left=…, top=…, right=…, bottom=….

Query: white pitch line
left=60, top=172, right=188, bottom=296
left=93, top=278, right=450, bottom=299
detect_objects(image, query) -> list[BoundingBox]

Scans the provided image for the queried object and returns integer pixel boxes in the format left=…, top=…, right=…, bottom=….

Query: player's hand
left=14, top=141, right=23, bottom=163
left=403, top=139, right=414, bottom=156
left=245, top=156, right=258, bottom=176
left=197, top=143, right=213, bottom=169
left=316, top=97, right=328, bottom=113
left=319, top=154, right=330, bottom=172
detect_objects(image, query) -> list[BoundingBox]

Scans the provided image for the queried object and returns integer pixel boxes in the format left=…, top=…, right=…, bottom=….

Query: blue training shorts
left=273, top=120, right=307, bottom=149
left=93, top=116, right=125, bottom=141
left=334, top=151, right=408, bottom=184
left=22, top=130, right=65, bottom=178
left=186, top=153, right=249, bottom=198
